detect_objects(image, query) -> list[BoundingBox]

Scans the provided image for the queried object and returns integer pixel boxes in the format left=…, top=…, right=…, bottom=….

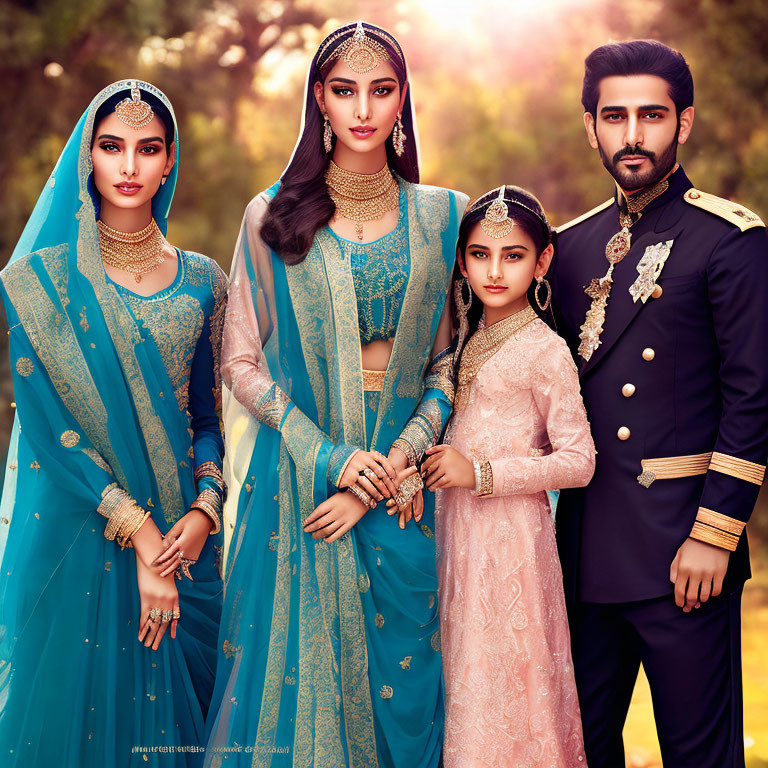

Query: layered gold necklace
left=454, top=304, right=538, bottom=411
left=577, top=176, right=669, bottom=361
left=97, top=218, right=166, bottom=283
left=325, top=161, right=399, bottom=241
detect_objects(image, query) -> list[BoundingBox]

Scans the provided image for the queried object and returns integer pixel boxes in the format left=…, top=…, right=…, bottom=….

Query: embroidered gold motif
left=399, top=656, right=412, bottom=670
left=119, top=282, right=203, bottom=413
left=379, top=685, right=393, bottom=699
left=420, top=524, right=434, bottom=539
left=629, top=240, right=674, bottom=304
left=60, top=430, right=81, bottom=448
left=358, top=573, right=370, bottom=593
left=455, top=306, right=537, bottom=411
left=254, top=384, right=292, bottom=431
left=375, top=613, right=385, bottom=629
left=222, top=640, right=242, bottom=659
left=430, top=629, right=441, bottom=652
left=15, top=357, right=34, bottom=377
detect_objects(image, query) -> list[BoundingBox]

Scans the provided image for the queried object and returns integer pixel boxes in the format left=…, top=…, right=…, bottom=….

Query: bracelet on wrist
left=472, top=456, right=493, bottom=497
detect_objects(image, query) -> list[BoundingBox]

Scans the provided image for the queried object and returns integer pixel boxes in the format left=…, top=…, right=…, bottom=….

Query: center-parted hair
left=260, top=22, right=418, bottom=265
left=581, top=40, right=694, bottom=118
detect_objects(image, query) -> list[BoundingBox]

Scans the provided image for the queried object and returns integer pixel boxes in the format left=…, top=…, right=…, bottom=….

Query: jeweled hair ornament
left=316, top=21, right=404, bottom=73
left=467, top=186, right=550, bottom=240
left=115, top=80, right=154, bottom=129
left=481, top=186, right=516, bottom=239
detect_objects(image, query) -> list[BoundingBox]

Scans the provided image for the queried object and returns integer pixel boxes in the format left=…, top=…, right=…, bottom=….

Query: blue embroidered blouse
left=330, top=188, right=409, bottom=345
left=111, top=249, right=227, bottom=468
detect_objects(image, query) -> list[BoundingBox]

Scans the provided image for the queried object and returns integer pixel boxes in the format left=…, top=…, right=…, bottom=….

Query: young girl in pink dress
left=422, top=186, right=595, bottom=767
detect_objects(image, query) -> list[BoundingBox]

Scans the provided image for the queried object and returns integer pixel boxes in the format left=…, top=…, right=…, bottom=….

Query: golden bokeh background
left=1, top=1, right=767, bottom=764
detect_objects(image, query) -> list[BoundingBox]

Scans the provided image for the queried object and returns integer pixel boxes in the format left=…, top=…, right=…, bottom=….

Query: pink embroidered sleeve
left=485, top=341, right=595, bottom=497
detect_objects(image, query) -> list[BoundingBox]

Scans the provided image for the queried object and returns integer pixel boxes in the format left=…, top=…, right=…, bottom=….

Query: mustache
left=613, top=145, right=656, bottom=164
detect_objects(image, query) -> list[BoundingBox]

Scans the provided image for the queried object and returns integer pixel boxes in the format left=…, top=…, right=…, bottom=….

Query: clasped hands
left=303, top=443, right=479, bottom=543
left=131, top=507, right=214, bottom=650
left=303, top=448, right=424, bottom=542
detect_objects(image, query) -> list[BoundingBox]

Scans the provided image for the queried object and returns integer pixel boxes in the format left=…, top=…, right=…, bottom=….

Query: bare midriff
left=361, top=338, right=394, bottom=372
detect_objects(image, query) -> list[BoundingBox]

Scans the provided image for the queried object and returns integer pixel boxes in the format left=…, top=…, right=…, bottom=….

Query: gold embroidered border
left=696, top=507, right=746, bottom=537
left=637, top=452, right=712, bottom=487
left=74, top=80, right=186, bottom=522
left=690, top=507, right=746, bottom=552
left=362, top=368, right=386, bottom=392
left=709, top=452, right=766, bottom=486
left=690, top=521, right=740, bottom=551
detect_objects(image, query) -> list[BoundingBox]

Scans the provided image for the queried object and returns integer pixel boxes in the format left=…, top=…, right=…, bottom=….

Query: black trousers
left=569, top=587, right=744, bottom=768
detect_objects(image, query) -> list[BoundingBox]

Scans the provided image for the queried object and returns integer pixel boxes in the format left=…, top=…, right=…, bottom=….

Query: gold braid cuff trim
left=690, top=507, right=746, bottom=552
left=391, top=438, right=417, bottom=467
left=637, top=452, right=712, bottom=487
left=97, top=486, right=149, bottom=549
left=709, top=452, right=766, bottom=486
left=472, top=456, right=493, bottom=497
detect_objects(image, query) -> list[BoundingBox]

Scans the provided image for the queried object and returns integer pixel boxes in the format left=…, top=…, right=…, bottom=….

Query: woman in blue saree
left=0, top=80, right=225, bottom=766
left=206, top=22, right=467, bottom=768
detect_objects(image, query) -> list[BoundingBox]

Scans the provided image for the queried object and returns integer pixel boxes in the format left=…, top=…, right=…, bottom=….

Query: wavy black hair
left=260, top=22, right=418, bottom=265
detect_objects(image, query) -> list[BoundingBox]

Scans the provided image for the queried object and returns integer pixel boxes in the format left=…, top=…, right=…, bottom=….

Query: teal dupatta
left=206, top=182, right=467, bottom=767
left=0, top=81, right=221, bottom=767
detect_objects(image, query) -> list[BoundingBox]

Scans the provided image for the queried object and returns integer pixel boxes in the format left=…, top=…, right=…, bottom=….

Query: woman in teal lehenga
left=0, top=81, right=225, bottom=766
left=205, top=23, right=468, bottom=768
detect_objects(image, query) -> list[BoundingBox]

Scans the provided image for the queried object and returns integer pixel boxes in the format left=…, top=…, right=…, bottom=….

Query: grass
left=622, top=564, right=768, bottom=767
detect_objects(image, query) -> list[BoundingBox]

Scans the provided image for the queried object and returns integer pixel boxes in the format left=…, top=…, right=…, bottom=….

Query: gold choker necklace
left=325, top=161, right=399, bottom=241
left=97, top=219, right=166, bottom=283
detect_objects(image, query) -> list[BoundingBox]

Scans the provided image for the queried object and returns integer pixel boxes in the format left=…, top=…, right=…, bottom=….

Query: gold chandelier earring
left=392, top=112, right=406, bottom=157
left=323, top=113, right=333, bottom=154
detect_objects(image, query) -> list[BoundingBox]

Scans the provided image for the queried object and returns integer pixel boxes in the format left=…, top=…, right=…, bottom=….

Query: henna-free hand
left=303, top=491, right=369, bottom=543
left=421, top=445, right=474, bottom=490
left=670, top=537, right=730, bottom=612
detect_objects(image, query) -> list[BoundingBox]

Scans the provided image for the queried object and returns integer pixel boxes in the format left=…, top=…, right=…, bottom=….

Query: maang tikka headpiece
left=115, top=80, right=154, bottom=129
left=318, top=21, right=394, bottom=74
left=481, top=186, right=516, bottom=239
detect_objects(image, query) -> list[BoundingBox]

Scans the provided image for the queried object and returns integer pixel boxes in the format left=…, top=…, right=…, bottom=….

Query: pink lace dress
left=437, top=316, right=595, bottom=768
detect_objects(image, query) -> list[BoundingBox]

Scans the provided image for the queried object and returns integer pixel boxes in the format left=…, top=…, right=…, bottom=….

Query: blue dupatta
left=0, top=81, right=220, bottom=766
left=206, top=181, right=467, bottom=767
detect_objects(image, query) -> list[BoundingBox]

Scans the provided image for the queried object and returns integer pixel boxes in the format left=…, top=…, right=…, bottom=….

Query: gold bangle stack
left=191, top=488, right=222, bottom=535
left=98, top=487, right=151, bottom=549
left=690, top=507, right=746, bottom=552
left=472, top=456, right=493, bottom=497
left=348, top=484, right=372, bottom=508
left=392, top=438, right=418, bottom=467
left=194, top=460, right=227, bottom=497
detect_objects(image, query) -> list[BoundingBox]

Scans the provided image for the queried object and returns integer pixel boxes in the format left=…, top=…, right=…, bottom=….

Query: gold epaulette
left=684, top=189, right=764, bottom=231
left=555, top=198, right=614, bottom=234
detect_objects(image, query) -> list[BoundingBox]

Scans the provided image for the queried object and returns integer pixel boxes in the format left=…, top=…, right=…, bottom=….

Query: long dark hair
left=260, top=22, right=419, bottom=265
left=453, top=185, right=552, bottom=354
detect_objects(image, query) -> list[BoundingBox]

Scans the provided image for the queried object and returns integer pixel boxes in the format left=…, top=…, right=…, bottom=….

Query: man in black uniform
left=550, top=40, right=768, bottom=767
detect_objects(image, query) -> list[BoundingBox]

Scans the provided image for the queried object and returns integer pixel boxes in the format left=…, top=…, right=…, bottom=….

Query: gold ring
left=149, top=607, right=162, bottom=623
left=363, top=467, right=377, bottom=482
left=161, top=610, right=174, bottom=624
